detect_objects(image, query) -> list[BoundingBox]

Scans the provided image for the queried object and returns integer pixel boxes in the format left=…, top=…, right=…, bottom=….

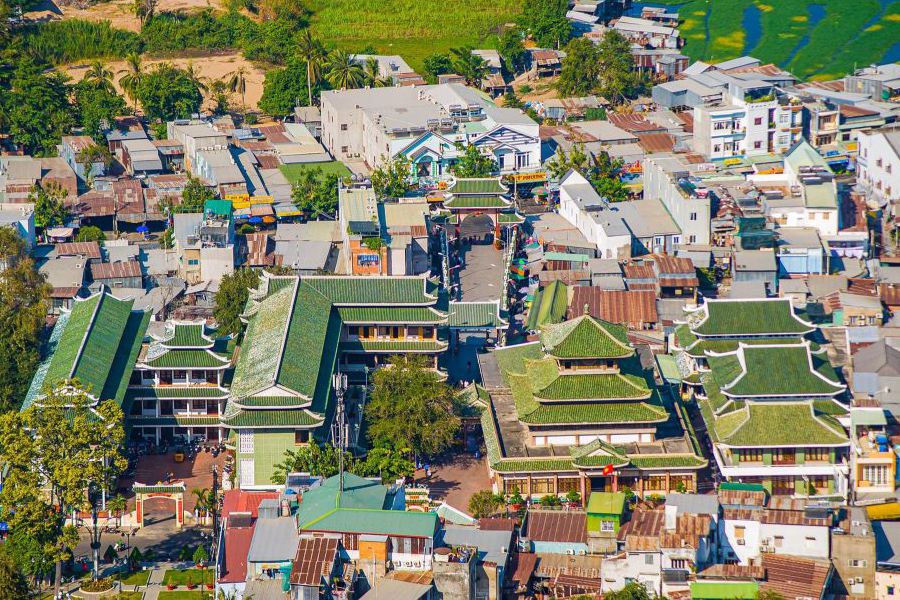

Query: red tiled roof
left=568, top=288, right=658, bottom=328
left=55, top=241, right=102, bottom=260
left=637, top=132, right=676, bottom=153
left=760, top=554, right=832, bottom=600
left=525, top=510, right=587, bottom=544
left=91, top=260, right=142, bottom=280
left=290, top=536, right=339, bottom=586
left=222, top=490, right=279, bottom=518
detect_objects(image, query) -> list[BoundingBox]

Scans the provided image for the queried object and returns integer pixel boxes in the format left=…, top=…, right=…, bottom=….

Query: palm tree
left=363, top=56, right=389, bottom=88
left=184, top=60, right=209, bottom=97
left=117, top=52, right=144, bottom=108
left=325, top=50, right=366, bottom=90
left=192, top=487, right=210, bottom=522
left=227, top=67, right=248, bottom=110
left=84, top=60, right=115, bottom=94
left=450, top=45, right=488, bottom=88
left=107, top=495, right=127, bottom=528
left=297, top=31, right=326, bottom=105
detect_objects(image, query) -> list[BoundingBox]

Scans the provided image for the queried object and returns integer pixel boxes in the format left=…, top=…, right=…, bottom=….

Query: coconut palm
left=107, top=495, right=127, bottom=528
left=450, top=45, right=488, bottom=88
left=297, top=30, right=326, bottom=105
left=84, top=60, right=115, bottom=94
left=363, top=56, right=390, bottom=88
left=184, top=60, right=209, bottom=97
left=117, top=52, right=144, bottom=108
left=192, top=487, right=210, bottom=521
left=227, top=66, right=248, bottom=110
left=325, top=50, right=366, bottom=90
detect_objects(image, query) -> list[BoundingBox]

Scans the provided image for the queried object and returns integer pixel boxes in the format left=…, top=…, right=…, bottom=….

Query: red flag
left=602, top=463, right=614, bottom=476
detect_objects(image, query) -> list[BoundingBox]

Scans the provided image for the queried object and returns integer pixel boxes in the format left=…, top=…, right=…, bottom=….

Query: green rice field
left=306, top=0, right=522, bottom=73
left=653, top=0, right=900, bottom=80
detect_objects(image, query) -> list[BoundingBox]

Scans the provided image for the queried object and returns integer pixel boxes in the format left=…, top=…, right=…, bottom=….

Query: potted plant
left=186, top=572, right=196, bottom=590
left=167, top=583, right=176, bottom=591
left=509, top=488, right=524, bottom=511
left=566, top=490, right=581, bottom=508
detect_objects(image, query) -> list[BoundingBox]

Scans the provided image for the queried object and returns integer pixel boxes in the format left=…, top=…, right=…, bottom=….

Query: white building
left=0, top=203, right=35, bottom=250
left=167, top=122, right=229, bottom=173
left=720, top=507, right=831, bottom=565
left=693, top=89, right=803, bottom=160
left=642, top=155, right=711, bottom=245
left=320, top=84, right=540, bottom=185
left=857, top=128, right=900, bottom=205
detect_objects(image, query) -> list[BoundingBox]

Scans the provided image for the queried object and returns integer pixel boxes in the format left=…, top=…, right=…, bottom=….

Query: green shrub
left=21, top=20, right=142, bottom=66
left=140, top=9, right=253, bottom=55
left=81, top=577, right=115, bottom=592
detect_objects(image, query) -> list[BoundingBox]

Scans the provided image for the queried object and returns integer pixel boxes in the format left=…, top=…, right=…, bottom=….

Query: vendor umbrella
left=249, top=216, right=263, bottom=224
left=136, top=225, right=149, bottom=233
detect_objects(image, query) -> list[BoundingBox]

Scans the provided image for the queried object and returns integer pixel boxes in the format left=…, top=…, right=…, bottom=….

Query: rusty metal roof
left=568, top=288, right=657, bottom=328
left=290, top=536, right=339, bottom=586
left=525, top=510, right=587, bottom=544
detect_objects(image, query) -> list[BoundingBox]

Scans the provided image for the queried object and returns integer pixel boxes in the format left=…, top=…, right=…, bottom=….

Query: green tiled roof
left=534, top=372, right=650, bottom=401
left=444, top=195, right=511, bottom=209
left=302, top=508, right=439, bottom=538
left=125, top=387, right=227, bottom=400
left=447, top=302, right=507, bottom=328
left=448, top=178, right=507, bottom=195
left=336, top=306, right=447, bottom=324
left=518, top=397, right=669, bottom=425
left=278, top=283, right=340, bottom=403
left=629, top=455, right=708, bottom=468
left=133, top=483, right=185, bottom=493
left=711, top=401, right=849, bottom=447
left=129, top=415, right=221, bottom=426
left=339, top=339, right=447, bottom=353
left=498, top=212, right=525, bottom=223
left=305, top=276, right=437, bottom=305
left=540, top=315, right=632, bottom=359
left=691, top=299, right=814, bottom=337
left=525, top=280, right=568, bottom=331
left=297, top=473, right=389, bottom=525
left=29, top=292, right=149, bottom=406
left=159, top=323, right=212, bottom=348
left=712, top=343, right=844, bottom=398
left=221, top=408, right=323, bottom=428
left=236, top=396, right=313, bottom=407
left=141, top=349, right=229, bottom=368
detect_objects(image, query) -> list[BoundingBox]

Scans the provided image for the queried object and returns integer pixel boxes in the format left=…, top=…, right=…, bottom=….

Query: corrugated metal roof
left=290, top=536, right=339, bottom=585
left=525, top=510, right=587, bottom=544
left=247, top=516, right=300, bottom=563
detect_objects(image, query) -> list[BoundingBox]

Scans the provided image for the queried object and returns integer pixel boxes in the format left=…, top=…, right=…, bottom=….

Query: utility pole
left=332, top=372, right=348, bottom=492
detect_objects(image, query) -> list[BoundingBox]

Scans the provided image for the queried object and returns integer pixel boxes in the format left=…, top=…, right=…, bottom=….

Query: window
left=601, top=520, right=615, bottom=532
left=887, top=585, right=894, bottom=595
left=805, top=447, right=829, bottom=462
left=888, top=164, right=893, bottom=174
left=239, top=431, right=254, bottom=453
left=849, top=559, right=868, bottom=567
left=557, top=478, right=579, bottom=493
left=341, top=146, right=348, bottom=154
left=754, top=141, right=762, bottom=150
left=340, top=124, right=348, bottom=131
left=531, top=478, right=553, bottom=494
left=877, top=158, right=883, bottom=167
left=644, top=475, right=666, bottom=491
left=734, top=526, right=745, bottom=540
left=689, top=235, right=697, bottom=243
left=690, top=212, right=698, bottom=221
left=849, top=316, right=858, bottom=325
left=644, top=554, right=655, bottom=565
left=864, top=465, right=890, bottom=486
left=671, top=559, right=687, bottom=570
left=739, top=448, right=764, bottom=462
left=188, top=259, right=199, bottom=266
left=754, top=117, right=762, bottom=126
left=870, top=316, right=878, bottom=325
left=774, top=536, right=783, bottom=548
left=348, top=326, right=359, bottom=337
left=240, top=458, right=254, bottom=487
left=672, top=236, right=681, bottom=245
left=295, top=430, right=310, bottom=445
left=504, top=479, right=527, bottom=495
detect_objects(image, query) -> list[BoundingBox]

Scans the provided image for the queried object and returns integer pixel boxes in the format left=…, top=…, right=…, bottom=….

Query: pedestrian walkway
left=141, top=567, right=167, bottom=600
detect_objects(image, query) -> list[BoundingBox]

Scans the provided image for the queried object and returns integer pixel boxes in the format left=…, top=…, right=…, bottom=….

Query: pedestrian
left=424, top=463, right=431, bottom=478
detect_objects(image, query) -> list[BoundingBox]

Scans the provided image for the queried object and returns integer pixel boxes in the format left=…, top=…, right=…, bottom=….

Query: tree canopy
left=213, top=268, right=260, bottom=337
left=497, top=28, right=528, bottom=75
left=290, top=166, right=340, bottom=219
left=546, top=145, right=627, bottom=202
left=4, top=59, right=74, bottom=155
left=371, top=155, right=411, bottom=199
left=0, top=228, right=50, bottom=414
left=75, top=226, right=106, bottom=244
left=30, top=183, right=69, bottom=230
left=259, top=58, right=319, bottom=115
left=517, top=0, right=570, bottom=49
left=557, top=37, right=601, bottom=98
left=272, top=442, right=415, bottom=485
left=73, top=79, right=127, bottom=143
left=422, top=53, right=453, bottom=82
left=453, top=143, right=496, bottom=178
left=366, top=355, right=460, bottom=456
left=136, top=63, right=203, bottom=121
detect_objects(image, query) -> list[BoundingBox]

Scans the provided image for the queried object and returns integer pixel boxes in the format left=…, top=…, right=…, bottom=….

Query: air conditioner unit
left=565, top=549, right=575, bottom=555
left=736, top=539, right=745, bottom=545
left=847, top=578, right=855, bottom=586
left=761, top=539, right=769, bottom=546
left=577, top=550, right=587, bottom=556
left=856, top=577, right=864, bottom=584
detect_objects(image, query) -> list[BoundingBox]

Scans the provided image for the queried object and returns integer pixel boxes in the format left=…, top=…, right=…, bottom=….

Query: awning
left=250, top=203, right=275, bottom=217
left=866, top=502, right=900, bottom=521
left=851, top=409, right=888, bottom=428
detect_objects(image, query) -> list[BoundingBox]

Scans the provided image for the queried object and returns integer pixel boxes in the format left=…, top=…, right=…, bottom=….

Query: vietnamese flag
left=602, top=463, right=614, bottom=476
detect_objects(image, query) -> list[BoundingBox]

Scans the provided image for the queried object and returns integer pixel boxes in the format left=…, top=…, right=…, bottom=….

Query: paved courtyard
left=416, top=437, right=492, bottom=514
left=118, top=449, right=227, bottom=514
left=457, top=242, right=505, bottom=302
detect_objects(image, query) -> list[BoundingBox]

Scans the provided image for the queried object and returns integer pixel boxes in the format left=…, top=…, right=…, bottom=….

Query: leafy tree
left=422, top=53, right=453, bottom=82
left=273, top=442, right=355, bottom=483
left=597, top=30, right=637, bottom=105
left=117, top=52, right=144, bottom=108
left=227, top=67, right=248, bottom=110
left=366, top=355, right=460, bottom=456
left=136, top=64, right=203, bottom=122
left=133, top=0, right=159, bottom=27
left=107, top=495, right=127, bottom=528
left=0, top=382, right=126, bottom=590
left=359, top=447, right=415, bottom=482
left=259, top=59, right=318, bottom=115
left=450, top=45, right=488, bottom=87
left=557, top=37, right=601, bottom=97
left=468, top=490, right=502, bottom=519
left=290, top=166, right=340, bottom=219
left=325, top=50, right=366, bottom=90
left=297, top=30, right=327, bottom=105
left=83, top=60, right=115, bottom=94
left=0, top=228, right=50, bottom=413
left=363, top=57, right=390, bottom=88
left=213, top=268, right=260, bottom=336
left=103, top=544, right=118, bottom=562
left=129, top=547, right=143, bottom=564
left=497, top=28, right=528, bottom=75
left=176, top=175, right=215, bottom=214
left=545, top=144, right=589, bottom=180
left=371, top=155, right=411, bottom=199
left=517, top=0, right=570, bottom=49
left=539, top=494, right=561, bottom=507
left=546, top=145, right=626, bottom=201
left=76, top=226, right=106, bottom=244
left=502, top=90, right=524, bottom=109
left=0, top=548, right=29, bottom=599
left=193, top=544, right=208, bottom=565
left=453, top=143, right=496, bottom=178
left=160, top=225, right=175, bottom=249
left=602, top=582, right=655, bottom=600
left=5, top=59, right=74, bottom=155
left=73, top=81, right=126, bottom=143
left=31, top=183, right=70, bottom=230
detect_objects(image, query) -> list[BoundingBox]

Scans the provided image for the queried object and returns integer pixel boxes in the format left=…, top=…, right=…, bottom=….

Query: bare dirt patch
left=27, top=0, right=230, bottom=32
left=63, top=52, right=268, bottom=110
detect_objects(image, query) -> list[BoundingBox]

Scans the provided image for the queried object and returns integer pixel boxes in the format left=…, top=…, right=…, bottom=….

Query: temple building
left=477, top=313, right=706, bottom=500
left=672, top=298, right=851, bottom=497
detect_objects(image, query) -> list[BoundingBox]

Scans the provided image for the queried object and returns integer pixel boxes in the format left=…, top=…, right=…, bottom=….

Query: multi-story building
left=478, top=313, right=706, bottom=501
left=127, top=321, right=232, bottom=444
left=167, top=122, right=229, bottom=173
left=693, top=89, right=803, bottom=159
left=642, top=155, right=712, bottom=246
left=227, top=272, right=449, bottom=488
left=857, top=128, right=900, bottom=205
left=61, top=135, right=106, bottom=181
left=320, top=84, right=540, bottom=185
left=172, top=199, right=235, bottom=284
left=673, top=298, right=851, bottom=497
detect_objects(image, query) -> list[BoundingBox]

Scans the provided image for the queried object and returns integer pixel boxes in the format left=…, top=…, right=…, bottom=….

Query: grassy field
left=157, top=593, right=206, bottom=599
left=279, top=161, right=352, bottom=185
left=306, top=0, right=521, bottom=72
left=655, top=0, right=900, bottom=80
left=115, top=569, right=151, bottom=586
left=161, top=568, right=214, bottom=586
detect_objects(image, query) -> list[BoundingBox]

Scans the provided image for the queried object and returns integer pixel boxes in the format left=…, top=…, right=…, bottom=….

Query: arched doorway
left=459, top=213, right=496, bottom=241
left=132, top=482, right=186, bottom=529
